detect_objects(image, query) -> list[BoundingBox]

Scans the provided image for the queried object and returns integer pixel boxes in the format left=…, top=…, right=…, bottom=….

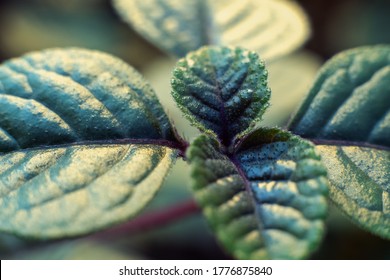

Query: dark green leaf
left=0, top=48, right=178, bottom=238
left=289, top=45, right=389, bottom=145
left=0, top=48, right=175, bottom=148
left=289, top=45, right=390, bottom=238
left=112, top=0, right=309, bottom=59
left=171, top=46, right=270, bottom=146
left=188, top=128, right=328, bottom=259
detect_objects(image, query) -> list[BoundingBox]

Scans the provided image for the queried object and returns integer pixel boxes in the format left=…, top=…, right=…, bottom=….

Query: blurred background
left=0, top=0, right=389, bottom=260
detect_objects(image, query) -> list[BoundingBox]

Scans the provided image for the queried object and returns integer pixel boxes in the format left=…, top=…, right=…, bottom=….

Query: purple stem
left=92, top=199, right=200, bottom=240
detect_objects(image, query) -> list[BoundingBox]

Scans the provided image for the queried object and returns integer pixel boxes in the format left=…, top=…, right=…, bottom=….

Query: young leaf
left=0, top=48, right=179, bottom=238
left=289, top=45, right=390, bottom=238
left=112, top=0, right=309, bottom=60
left=188, top=128, right=328, bottom=259
left=171, top=46, right=270, bottom=146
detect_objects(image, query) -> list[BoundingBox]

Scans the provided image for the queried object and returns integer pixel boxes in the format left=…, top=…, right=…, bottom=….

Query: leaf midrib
left=208, top=50, right=230, bottom=146
left=229, top=153, right=270, bottom=258
left=0, top=138, right=184, bottom=156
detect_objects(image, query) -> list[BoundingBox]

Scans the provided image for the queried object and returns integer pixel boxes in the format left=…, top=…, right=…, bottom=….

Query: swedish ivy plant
left=0, top=0, right=388, bottom=261
left=0, top=43, right=388, bottom=259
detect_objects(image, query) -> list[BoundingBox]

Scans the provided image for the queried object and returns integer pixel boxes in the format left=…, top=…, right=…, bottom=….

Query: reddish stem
left=92, top=199, right=200, bottom=240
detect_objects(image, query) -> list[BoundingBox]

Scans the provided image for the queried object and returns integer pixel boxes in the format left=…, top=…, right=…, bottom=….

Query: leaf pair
left=0, top=44, right=388, bottom=260
left=178, top=46, right=389, bottom=260
left=174, top=47, right=329, bottom=259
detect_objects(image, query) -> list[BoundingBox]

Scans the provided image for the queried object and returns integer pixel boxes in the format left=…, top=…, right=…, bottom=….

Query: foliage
left=289, top=46, right=390, bottom=238
left=171, top=46, right=270, bottom=144
left=0, top=48, right=178, bottom=238
left=188, top=129, right=328, bottom=259
left=0, top=0, right=388, bottom=260
left=113, top=0, right=309, bottom=60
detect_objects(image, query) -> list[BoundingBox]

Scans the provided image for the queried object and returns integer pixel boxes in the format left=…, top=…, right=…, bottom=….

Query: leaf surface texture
left=171, top=46, right=270, bottom=145
left=188, top=128, right=328, bottom=259
left=0, top=48, right=178, bottom=238
left=289, top=45, right=390, bottom=238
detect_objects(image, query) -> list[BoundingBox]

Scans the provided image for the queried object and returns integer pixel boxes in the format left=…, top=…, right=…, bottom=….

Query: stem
left=92, top=199, right=200, bottom=240
left=171, top=125, right=190, bottom=158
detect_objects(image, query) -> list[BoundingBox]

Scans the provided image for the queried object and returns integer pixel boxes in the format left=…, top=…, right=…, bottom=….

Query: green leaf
left=289, top=45, right=389, bottom=145
left=112, top=0, right=310, bottom=59
left=0, top=145, right=176, bottom=238
left=289, top=45, right=390, bottom=238
left=0, top=48, right=178, bottom=238
left=0, top=48, right=175, bottom=147
left=188, top=128, right=328, bottom=259
left=171, top=46, right=270, bottom=146
left=316, top=146, right=389, bottom=238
